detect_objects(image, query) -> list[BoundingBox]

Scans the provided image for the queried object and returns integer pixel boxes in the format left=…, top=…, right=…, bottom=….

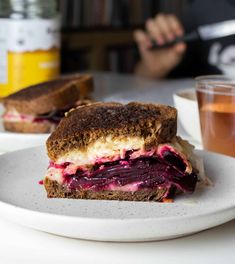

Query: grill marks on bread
left=47, top=102, right=177, bottom=161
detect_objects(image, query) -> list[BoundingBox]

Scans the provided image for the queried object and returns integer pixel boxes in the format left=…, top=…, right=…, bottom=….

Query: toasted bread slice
left=44, top=177, right=170, bottom=201
left=3, top=120, right=56, bottom=134
left=61, top=74, right=93, bottom=100
left=47, top=102, right=177, bottom=161
left=3, top=74, right=93, bottom=115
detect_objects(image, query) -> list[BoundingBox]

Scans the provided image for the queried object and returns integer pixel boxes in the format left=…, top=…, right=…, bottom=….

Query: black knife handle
left=149, top=31, right=199, bottom=50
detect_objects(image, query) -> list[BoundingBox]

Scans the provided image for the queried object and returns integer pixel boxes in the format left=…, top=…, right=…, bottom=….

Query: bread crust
left=47, top=102, right=177, bottom=161
left=3, top=74, right=93, bottom=115
left=61, top=74, right=93, bottom=100
left=44, top=177, right=169, bottom=202
left=3, top=121, right=55, bottom=133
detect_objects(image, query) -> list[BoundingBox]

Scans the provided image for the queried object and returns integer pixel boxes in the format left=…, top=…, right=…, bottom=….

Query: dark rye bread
left=47, top=102, right=177, bottom=161
left=3, top=74, right=93, bottom=115
left=44, top=177, right=169, bottom=202
left=3, top=120, right=55, bottom=133
left=61, top=74, right=93, bottom=100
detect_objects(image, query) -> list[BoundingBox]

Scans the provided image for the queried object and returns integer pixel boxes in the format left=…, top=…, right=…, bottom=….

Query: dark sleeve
left=166, top=1, right=220, bottom=78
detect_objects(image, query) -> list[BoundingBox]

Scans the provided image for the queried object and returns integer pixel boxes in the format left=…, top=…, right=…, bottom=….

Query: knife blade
left=150, top=19, right=235, bottom=50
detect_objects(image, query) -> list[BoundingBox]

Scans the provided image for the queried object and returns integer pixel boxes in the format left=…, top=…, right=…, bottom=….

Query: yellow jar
left=0, top=0, right=60, bottom=97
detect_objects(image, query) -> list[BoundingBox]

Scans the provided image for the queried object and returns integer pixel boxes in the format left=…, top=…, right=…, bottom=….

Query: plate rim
left=0, top=195, right=234, bottom=223
left=0, top=147, right=234, bottom=223
left=0, top=146, right=235, bottom=241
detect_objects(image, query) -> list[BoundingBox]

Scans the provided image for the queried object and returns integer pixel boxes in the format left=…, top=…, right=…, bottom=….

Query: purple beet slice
left=63, top=156, right=197, bottom=193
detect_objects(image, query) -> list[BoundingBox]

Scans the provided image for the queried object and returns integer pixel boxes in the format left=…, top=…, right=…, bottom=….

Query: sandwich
left=44, top=102, right=206, bottom=202
left=2, top=74, right=93, bottom=133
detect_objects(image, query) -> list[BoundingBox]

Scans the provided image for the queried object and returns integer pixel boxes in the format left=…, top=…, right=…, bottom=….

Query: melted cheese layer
left=56, top=136, right=145, bottom=166
left=3, top=109, right=35, bottom=122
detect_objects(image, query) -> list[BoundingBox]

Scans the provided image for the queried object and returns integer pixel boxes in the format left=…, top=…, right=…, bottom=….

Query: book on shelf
left=59, top=0, right=160, bottom=29
left=61, top=44, right=138, bottom=74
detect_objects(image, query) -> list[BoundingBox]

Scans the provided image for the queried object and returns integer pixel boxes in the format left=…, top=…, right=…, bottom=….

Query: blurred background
left=59, top=0, right=188, bottom=74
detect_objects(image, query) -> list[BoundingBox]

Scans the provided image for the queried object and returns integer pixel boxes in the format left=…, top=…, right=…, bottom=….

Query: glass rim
left=195, top=74, right=235, bottom=82
left=195, top=75, right=235, bottom=96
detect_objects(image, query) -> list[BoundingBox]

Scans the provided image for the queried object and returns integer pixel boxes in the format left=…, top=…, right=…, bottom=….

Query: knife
left=150, top=20, right=235, bottom=49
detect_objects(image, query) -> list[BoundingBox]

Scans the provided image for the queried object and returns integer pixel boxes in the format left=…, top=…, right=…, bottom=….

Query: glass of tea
left=195, top=75, right=235, bottom=157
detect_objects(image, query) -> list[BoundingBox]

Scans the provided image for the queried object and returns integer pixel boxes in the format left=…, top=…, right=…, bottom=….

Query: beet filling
left=63, top=154, right=198, bottom=193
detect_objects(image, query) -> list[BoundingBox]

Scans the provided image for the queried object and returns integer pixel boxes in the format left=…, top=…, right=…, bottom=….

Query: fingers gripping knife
left=150, top=20, right=235, bottom=49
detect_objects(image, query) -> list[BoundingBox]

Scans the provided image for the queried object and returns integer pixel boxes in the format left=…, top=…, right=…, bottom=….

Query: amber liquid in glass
left=197, top=89, right=235, bottom=157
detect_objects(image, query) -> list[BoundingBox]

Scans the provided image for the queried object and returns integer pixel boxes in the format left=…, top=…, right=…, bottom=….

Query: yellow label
left=0, top=48, right=60, bottom=97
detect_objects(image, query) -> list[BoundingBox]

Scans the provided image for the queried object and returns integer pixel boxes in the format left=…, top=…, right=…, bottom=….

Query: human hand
left=134, top=14, right=186, bottom=78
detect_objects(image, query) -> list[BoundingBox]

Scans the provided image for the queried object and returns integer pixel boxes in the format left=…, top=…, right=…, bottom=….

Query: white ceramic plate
left=0, top=103, right=49, bottom=152
left=0, top=146, right=234, bottom=242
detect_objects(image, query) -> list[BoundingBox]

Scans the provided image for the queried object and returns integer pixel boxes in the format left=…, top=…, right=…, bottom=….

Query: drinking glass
left=195, top=75, right=235, bottom=157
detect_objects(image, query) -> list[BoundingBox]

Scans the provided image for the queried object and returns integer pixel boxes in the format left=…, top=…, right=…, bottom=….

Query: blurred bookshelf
left=59, top=0, right=187, bottom=74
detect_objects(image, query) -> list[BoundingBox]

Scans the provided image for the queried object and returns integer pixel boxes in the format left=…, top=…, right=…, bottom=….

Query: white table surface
left=0, top=217, right=235, bottom=264
left=0, top=72, right=234, bottom=263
